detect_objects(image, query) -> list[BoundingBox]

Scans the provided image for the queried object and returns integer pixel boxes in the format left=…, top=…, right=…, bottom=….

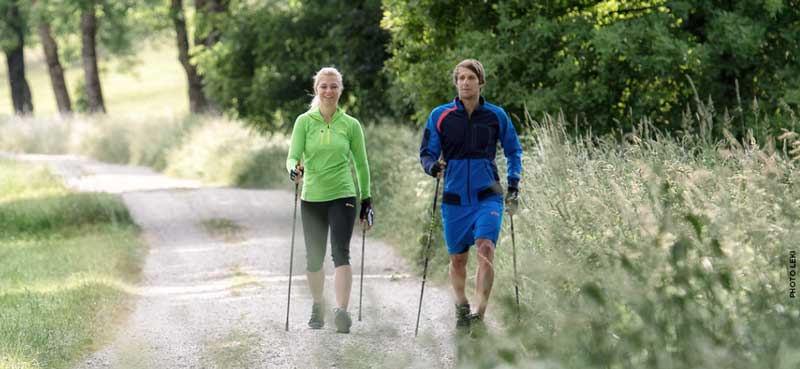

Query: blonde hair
left=452, top=59, right=486, bottom=86
left=310, top=67, right=344, bottom=108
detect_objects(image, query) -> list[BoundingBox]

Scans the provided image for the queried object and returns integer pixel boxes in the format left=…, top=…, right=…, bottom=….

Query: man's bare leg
left=474, top=238, right=495, bottom=317
left=450, top=252, right=469, bottom=305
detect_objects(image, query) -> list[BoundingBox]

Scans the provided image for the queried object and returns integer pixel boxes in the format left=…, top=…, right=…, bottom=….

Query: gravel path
left=12, top=154, right=459, bottom=369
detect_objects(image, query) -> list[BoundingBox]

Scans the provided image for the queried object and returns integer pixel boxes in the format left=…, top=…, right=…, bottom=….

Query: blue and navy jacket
left=420, top=97, right=523, bottom=206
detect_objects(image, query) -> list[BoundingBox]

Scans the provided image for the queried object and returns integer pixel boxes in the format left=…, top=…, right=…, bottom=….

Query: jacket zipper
left=317, top=112, right=334, bottom=145
left=319, top=122, right=332, bottom=145
left=467, top=159, right=471, bottom=204
left=467, top=113, right=472, bottom=204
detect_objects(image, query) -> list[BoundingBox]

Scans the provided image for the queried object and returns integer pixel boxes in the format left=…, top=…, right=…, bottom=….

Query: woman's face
left=455, top=67, right=481, bottom=100
left=316, top=75, right=341, bottom=106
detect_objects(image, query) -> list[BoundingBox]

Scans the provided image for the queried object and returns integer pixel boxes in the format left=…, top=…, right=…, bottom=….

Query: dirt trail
left=13, top=154, right=457, bottom=369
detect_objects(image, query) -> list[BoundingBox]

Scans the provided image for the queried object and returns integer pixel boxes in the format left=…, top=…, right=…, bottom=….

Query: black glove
left=360, top=198, right=374, bottom=226
left=290, top=166, right=304, bottom=182
left=429, top=161, right=445, bottom=178
left=505, top=186, right=519, bottom=215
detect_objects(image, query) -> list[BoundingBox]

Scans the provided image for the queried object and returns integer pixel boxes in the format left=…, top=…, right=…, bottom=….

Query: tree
left=80, top=0, right=105, bottom=113
left=170, top=0, right=210, bottom=113
left=32, top=0, right=71, bottom=114
left=383, top=0, right=800, bottom=136
left=197, top=0, right=390, bottom=131
left=1, top=0, right=33, bottom=115
left=194, top=0, right=226, bottom=48
left=192, top=0, right=227, bottom=112
left=38, top=22, right=71, bottom=114
left=382, top=0, right=498, bottom=124
left=33, top=0, right=168, bottom=113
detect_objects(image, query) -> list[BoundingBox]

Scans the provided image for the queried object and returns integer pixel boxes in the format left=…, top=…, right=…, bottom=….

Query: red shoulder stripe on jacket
left=436, top=104, right=458, bottom=134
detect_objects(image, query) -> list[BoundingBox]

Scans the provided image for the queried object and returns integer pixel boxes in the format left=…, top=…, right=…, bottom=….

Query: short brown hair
left=452, top=59, right=485, bottom=85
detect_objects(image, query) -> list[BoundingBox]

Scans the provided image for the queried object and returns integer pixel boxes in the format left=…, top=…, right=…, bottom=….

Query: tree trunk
left=194, top=0, right=226, bottom=48
left=192, top=0, right=227, bottom=113
left=38, top=22, right=72, bottom=114
left=170, top=0, right=210, bottom=114
left=81, top=0, right=106, bottom=113
left=4, top=0, right=33, bottom=115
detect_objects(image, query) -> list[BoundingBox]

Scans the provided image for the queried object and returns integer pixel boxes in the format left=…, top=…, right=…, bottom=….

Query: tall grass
left=0, top=113, right=291, bottom=189
left=452, top=114, right=800, bottom=368
left=164, top=118, right=291, bottom=188
left=0, top=113, right=197, bottom=169
left=0, top=160, right=144, bottom=369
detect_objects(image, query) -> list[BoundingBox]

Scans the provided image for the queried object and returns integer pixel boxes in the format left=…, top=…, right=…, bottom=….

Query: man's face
left=455, top=67, right=481, bottom=100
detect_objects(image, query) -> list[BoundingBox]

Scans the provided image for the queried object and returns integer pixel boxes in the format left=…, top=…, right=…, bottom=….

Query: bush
left=164, top=117, right=289, bottom=186
left=197, top=0, right=390, bottom=131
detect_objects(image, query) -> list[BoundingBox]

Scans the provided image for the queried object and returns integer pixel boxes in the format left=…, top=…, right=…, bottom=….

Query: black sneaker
left=455, top=303, right=471, bottom=332
left=333, top=308, right=352, bottom=333
left=308, top=303, right=324, bottom=329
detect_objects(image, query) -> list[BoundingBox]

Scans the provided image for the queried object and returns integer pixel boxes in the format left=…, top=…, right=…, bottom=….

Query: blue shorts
left=441, top=197, right=504, bottom=255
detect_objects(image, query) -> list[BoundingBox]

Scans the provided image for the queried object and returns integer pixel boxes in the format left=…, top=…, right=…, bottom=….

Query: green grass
left=0, top=159, right=144, bottom=369
left=227, top=265, right=261, bottom=297
left=201, top=218, right=245, bottom=243
left=200, top=328, right=261, bottom=368
left=0, top=40, right=187, bottom=118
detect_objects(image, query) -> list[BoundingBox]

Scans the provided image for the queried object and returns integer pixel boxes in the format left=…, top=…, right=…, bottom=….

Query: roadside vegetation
left=3, top=97, right=799, bottom=368
left=456, top=116, right=800, bottom=369
left=0, top=160, right=144, bottom=369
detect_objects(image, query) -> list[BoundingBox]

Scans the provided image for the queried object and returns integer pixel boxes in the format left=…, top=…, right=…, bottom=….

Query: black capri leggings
left=301, top=196, right=357, bottom=272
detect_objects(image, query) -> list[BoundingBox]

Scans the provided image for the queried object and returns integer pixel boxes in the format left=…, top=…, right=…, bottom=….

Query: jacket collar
left=309, top=106, right=343, bottom=123
left=454, top=96, right=486, bottom=111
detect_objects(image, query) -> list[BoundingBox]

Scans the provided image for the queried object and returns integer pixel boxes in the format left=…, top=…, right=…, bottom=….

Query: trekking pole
left=415, top=176, right=441, bottom=337
left=358, top=226, right=366, bottom=321
left=285, top=182, right=300, bottom=331
left=358, top=204, right=373, bottom=321
left=510, top=213, right=520, bottom=321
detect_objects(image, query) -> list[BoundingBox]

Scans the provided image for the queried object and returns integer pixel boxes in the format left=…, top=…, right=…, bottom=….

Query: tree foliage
left=0, top=0, right=29, bottom=51
left=383, top=0, right=800, bottom=136
left=196, top=0, right=390, bottom=131
left=27, top=0, right=168, bottom=66
left=1, top=0, right=34, bottom=114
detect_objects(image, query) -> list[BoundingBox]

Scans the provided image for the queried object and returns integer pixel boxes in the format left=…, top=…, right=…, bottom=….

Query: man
left=419, top=59, right=523, bottom=332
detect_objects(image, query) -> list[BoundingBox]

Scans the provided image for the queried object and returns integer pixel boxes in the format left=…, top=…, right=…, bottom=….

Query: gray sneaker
left=333, top=308, right=352, bottom=333
left=308, top=303, right=324, bottom=329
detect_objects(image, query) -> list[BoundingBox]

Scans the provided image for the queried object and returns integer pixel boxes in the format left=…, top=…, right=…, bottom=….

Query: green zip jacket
left=286, top=107, right=371, bottom=202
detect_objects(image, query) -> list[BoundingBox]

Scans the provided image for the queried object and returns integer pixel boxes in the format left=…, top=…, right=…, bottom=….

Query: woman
left=286, top=67, right=373, bottom=334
